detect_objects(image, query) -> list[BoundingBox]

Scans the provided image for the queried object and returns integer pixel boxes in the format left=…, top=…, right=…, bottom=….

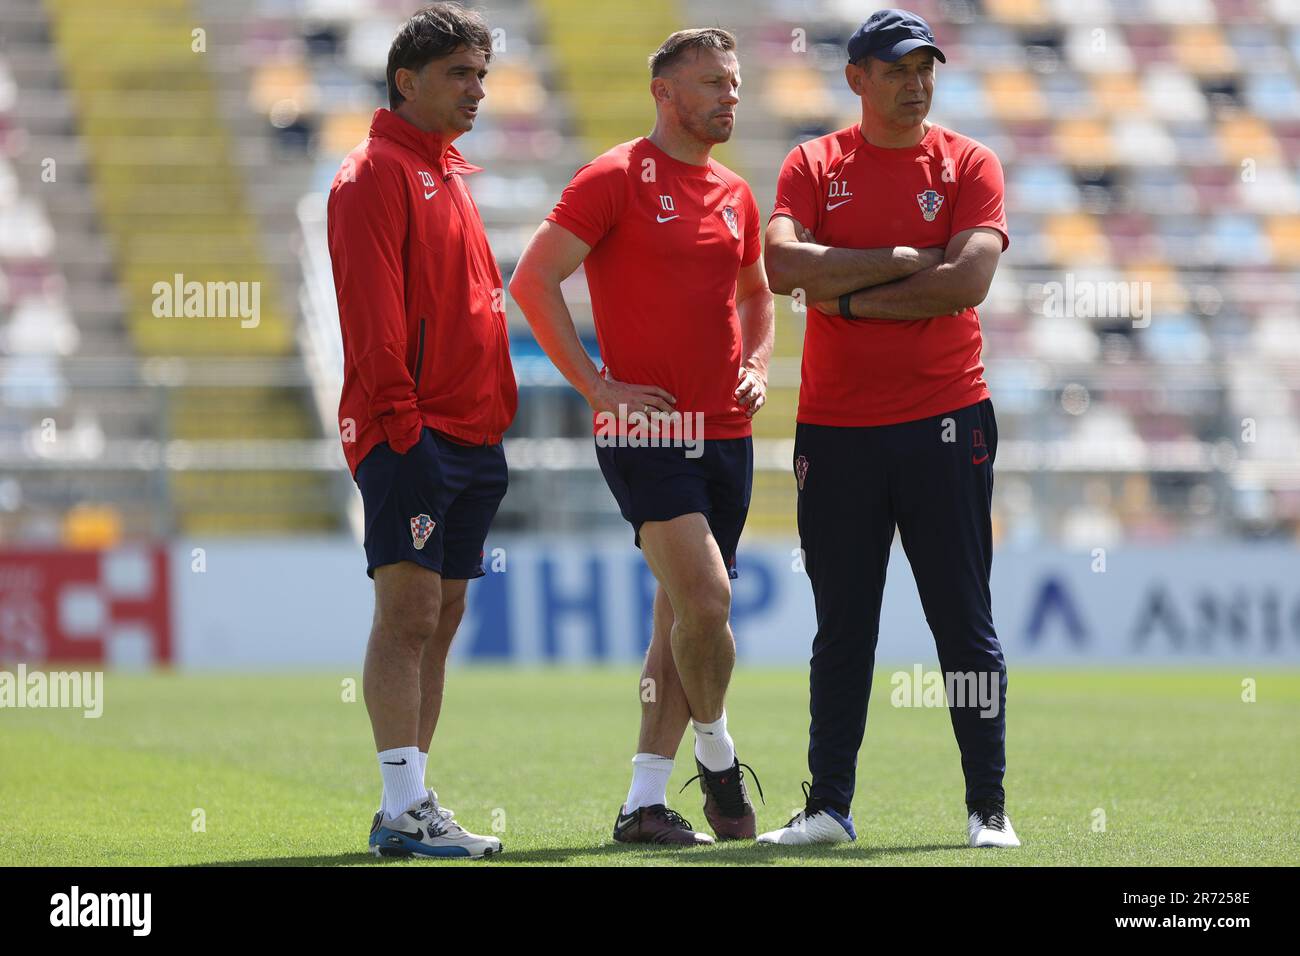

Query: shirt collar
left=368, top=108, right=483, bottom=175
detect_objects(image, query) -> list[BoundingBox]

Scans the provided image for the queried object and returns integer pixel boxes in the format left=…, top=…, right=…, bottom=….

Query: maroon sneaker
left=681, top=758, right=764, bottom=840
left=612, top=804, right=715, bottom=845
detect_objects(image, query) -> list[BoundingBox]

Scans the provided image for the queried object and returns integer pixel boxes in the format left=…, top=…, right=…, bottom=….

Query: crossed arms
left=764, top=215, right=1003, bottom=321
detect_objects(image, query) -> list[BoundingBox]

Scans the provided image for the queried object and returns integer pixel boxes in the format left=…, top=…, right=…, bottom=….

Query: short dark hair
left=648, top=28, right=736, bottom=78
left=386, top=3, right=493, bottom=110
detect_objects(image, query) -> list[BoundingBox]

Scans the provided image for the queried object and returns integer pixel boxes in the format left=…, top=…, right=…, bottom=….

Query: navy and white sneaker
left=369, top=790, right=502, bottom=859
left=967, top=801, right=1020, bottom=848
left=757, top=782, right=856, bottom=846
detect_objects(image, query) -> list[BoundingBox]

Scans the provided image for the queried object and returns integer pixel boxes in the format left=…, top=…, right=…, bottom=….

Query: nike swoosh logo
left=972, top=453, right=989, bottom=465
left=382, top=759, right=408, bottom=765
left=389, top=827, right=422, bottom=840
left=825, top=199, right=852, bottom=211
left=656, top=214, right=679, bottom=223
left=424, top=189, right=438, bottom=200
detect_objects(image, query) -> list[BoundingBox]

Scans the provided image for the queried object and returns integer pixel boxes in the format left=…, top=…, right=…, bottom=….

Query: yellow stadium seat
left=62, top=504, right=123, bottom=550
left=984, top=71, right=1047, bottom=121
left=1127, top=262, right=1186, bottom=312
left=1264, top=217, right=1300, bottom=266
left=984, top=0, right=1047, bottom=24
left=1054, top=118, right=1113, bottom=164
left=1217, top=116, right=1281, bottom=164
left=1045, top=213, right=1111, bottom=265
left=764, top=65, right=834, bottom=122
left=485, top=63, right=548, bottom=117
left=1091, top=73, right=1146, bottom=117
left=321, top=110, right=374, bottom=157
left=249, top=60, right=315, bottom=114
left=1173, top=26, right=1237, bottom=76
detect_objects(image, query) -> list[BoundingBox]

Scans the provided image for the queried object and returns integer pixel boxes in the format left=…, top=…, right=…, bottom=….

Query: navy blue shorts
left=594, top=436, right=752, bottom=579
left=354, top=426, right=508, bottom=580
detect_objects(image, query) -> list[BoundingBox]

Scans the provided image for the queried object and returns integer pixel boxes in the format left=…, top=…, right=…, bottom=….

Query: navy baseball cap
left=847, top=9, right=946, bottom=64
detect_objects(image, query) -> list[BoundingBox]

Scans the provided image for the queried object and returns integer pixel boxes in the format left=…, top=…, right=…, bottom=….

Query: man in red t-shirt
left=758, top=9, right=1019, bottom=849
left=511, top=29, right=775, bottom=846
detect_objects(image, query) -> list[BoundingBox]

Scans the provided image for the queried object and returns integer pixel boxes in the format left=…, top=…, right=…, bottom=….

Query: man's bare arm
left=508, top=220, right=676, bottom=414
left=817, top=228, right=1003, bottom=321
left=763, top=214, right=944, bottom=302
left=733, top=256, right=775, bottom=418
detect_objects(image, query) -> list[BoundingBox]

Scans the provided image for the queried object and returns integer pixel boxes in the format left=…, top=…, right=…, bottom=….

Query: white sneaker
left=369, top=790, right=502, bottom=859
left=757, top=785, right=856, bottom=845
left=967, top=803, right=1020, bottom=847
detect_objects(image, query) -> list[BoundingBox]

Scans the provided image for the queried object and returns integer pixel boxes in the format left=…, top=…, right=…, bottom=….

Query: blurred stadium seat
left=0, top=0, right=1297, bottom=549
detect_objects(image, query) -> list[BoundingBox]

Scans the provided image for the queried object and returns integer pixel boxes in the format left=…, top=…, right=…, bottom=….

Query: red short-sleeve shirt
left=547, top=137, right=762, bottom=439
left=772, top=123, right=1009, bottom=427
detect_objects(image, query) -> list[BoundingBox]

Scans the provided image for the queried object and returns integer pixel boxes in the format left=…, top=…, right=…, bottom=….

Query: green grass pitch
left=2, top=668, right=1296, bottom=866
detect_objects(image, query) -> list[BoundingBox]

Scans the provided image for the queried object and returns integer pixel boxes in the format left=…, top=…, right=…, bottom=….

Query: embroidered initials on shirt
left=418, top=170, right=438, bottom=199
left=826, top=178, right=854, bottom=211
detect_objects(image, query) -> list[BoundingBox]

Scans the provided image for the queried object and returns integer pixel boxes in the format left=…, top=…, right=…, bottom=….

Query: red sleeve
left=770, top=144, right=820, bottom=232
left=545, top=155, right=627, bottom=248
left=741, top=182, right=762, bottom=267
left=328, top=157, right=422, bottom=454
left=951, top=144, right=1010, bottom=251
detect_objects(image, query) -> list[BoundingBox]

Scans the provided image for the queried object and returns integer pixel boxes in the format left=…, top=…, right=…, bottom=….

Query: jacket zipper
left=413, top=317, right=427, bottom=389
left=442, top=171, right=502, bottom=446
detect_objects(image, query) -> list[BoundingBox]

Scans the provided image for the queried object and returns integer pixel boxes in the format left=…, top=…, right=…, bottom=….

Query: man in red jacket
left=327, top=2, right=516, bottom=860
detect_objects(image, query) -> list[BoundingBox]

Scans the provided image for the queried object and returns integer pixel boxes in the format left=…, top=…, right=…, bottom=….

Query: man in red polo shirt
left=328, top=3, right=516, bottom=859
left=758, top=9, right=1019, bottom=849
left=510, top=28, right=775, bottom=846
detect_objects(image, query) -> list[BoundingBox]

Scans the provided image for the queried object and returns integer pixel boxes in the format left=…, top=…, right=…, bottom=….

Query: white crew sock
left=624, top=753, right=674, bottom=812
left=693, top=711, right=736, bottom=772
left=379, top=750, right=430, bottom=813
left=378, top=747, right=426, bottom=820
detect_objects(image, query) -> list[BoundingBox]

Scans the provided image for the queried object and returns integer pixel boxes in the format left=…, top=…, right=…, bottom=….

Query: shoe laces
left=678, top=761, right=766, bottom=816
left=788, top=779, right=846, bottom=827
left=650, top=805, right=698, bottom=833
left=781, top=809, right=808, bottom=829
left=412, top=792, right=463, bottom=837
left=783, top=780, right=816, bottom=828
left=971, top=803, right=1007, bottom=831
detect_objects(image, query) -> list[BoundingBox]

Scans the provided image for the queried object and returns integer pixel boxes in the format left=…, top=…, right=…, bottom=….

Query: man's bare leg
left=365, top=562, right=442, bottom=819
left=639, top=513, right=735, bottom=726
left=614, top=512, right=757, bottom=840
left=621, top=584, right=694, bottom=814
left=636, top=584, right=692, bottom=758
left=417, top=578, right=468, bottom=755
left=366, top=562, right=443, bottom=750
left=365, top=564, right=501, bottom=858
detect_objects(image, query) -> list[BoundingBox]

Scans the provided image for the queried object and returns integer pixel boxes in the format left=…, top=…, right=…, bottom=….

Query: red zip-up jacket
left=328, top=108, right=517, bottom=476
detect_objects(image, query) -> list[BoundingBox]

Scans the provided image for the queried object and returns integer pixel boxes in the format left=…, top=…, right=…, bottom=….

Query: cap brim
left=874, top=38, right=946, bottom=63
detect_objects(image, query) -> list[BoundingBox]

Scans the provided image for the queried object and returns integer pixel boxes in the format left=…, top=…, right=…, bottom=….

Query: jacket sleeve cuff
left=382, top=413, right=423, bottom=454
